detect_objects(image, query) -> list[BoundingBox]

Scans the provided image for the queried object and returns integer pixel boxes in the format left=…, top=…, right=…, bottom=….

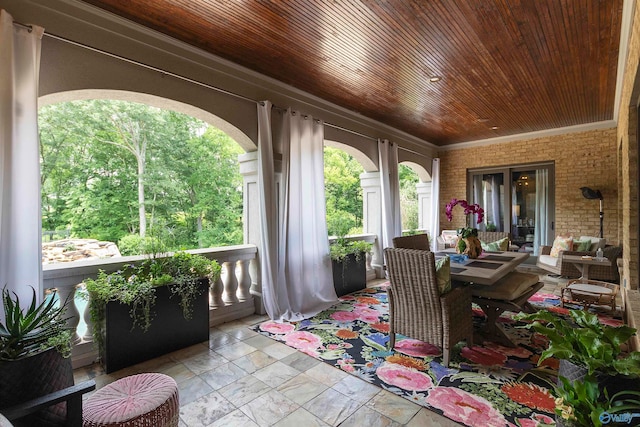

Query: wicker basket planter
left=0, top=347, right=74, bottom=424
left=101, top=279, right=209, bottom=373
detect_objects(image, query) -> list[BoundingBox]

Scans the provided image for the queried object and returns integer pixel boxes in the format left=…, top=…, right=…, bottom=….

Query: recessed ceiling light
left=429, top=76, right=441, bottom=82
left=491, top=126, right=499, bottom=130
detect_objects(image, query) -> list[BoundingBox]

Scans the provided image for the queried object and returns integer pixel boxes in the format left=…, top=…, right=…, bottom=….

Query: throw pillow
left=435, top=257, right=452, bottom=294
left=550, top=235, right=573, bottom=257
left=481, top=237, right=509, bottom=252
left=572, top=239, right=591, bottom=251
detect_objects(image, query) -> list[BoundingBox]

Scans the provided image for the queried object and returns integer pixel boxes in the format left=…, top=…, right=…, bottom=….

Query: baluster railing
left=43, top=244, right=258, bottom=368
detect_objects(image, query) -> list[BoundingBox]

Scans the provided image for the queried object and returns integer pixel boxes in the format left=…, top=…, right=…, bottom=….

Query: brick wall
left=616, top=2, right=640, bottom=338
left=437, top=127, right=618, bottom=244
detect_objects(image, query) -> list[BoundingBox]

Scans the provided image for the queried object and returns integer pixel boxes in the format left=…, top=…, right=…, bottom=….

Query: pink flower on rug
left=376, top=362, right=434, bottom=391
left=260, top=321, right=295, bottom=335
left=528, top=292, right=558, bottom=302
left=331, top=311, right=359, bottom=322
left=284, top=331, right=322, bottom=355
left=517, top=413, right=555, bottom=426
left=426, top=387, right=507, bottom=427
left=599, top=315, right=623, bottom=327
left=461, top=346, right=507, bottom=366
left=394, top=339, right=441, bottom=357
left=489, top=343, right=532, bottom=359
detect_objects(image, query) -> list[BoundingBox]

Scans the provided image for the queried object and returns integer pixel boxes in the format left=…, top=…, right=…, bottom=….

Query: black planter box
left=103, top=279, right=209, bottom=373
left=332, top=253, right=367, bottom=297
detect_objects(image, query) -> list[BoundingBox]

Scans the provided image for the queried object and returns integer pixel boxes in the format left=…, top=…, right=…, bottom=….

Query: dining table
left=434, top=249, right=530, bottom=285
left=435, top=249, right=541, bottom=347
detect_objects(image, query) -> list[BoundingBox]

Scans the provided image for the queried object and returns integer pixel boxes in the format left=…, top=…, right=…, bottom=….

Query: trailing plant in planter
left=85, top=251, right=221, bottom=369
left=516, top=309, right=640, bottom=426
left=329, top=238, right=373, bottom=264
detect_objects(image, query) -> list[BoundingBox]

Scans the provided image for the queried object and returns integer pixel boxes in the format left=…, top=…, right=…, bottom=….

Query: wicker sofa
left=536, top=236, right=622, bottom=283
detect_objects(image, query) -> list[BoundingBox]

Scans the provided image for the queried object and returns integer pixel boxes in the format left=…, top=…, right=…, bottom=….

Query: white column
left=239, top=151, right=264, bottom=313
left=239, top=151, right=282, bottom=314
left=360, top=172, right=384, bottom=278
left=417, top=182, right=433, bottom=234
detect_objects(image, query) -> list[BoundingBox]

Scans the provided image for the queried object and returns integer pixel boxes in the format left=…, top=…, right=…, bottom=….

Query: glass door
left=468, top=163, right=554, bottom=255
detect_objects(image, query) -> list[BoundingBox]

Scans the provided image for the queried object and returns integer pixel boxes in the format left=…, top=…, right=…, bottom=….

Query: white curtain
left=533, top=169, right=549, bottom=255
left=490, top=176, right=501, bottom=231
left=257, top=103, right=336, bottom=321
left=0, top=10, right=44, bottom=319
left=428, top=158, right=440, bottom=251
left=378, top=139, right=401, bottom=251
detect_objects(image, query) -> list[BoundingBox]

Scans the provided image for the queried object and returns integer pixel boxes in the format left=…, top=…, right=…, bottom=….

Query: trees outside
left=323, top=147, right=420, bottom=236
left=324, top=147, right=364, bottom=236
left=39, top=100, right=421, bottom=255
left=399, top=164, right=419, bottom=231
left=39, top=100, right=244, bottom=253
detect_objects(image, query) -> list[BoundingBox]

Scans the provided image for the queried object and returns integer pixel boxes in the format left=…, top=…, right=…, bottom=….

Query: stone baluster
left=222, top=260, right=239, bottom=304
left=55, top=284, right=81, bottom=343
left=209, top=275, right=224, bottom=308
left=81, top=285, right=93, bottom=342
left=237, top=259, right=251, bottom=301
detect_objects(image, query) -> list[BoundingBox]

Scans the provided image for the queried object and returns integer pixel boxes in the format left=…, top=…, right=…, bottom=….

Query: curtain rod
left=13, top=19, right=428, bottom=157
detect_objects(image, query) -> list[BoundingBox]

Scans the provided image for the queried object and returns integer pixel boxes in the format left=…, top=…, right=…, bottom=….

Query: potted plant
left=515, top=309, right=640, bottom=426
left=85, top=251, right=221, bottom=373
left=0, top=287, right=74, bottom=424
left=328, top=212, right=372, bottom=297
left=445, top=198, right=484, bottom=258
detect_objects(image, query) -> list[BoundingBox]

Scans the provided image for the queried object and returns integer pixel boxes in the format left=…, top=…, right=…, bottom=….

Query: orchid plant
left=445, top=198, right=485, bottom=223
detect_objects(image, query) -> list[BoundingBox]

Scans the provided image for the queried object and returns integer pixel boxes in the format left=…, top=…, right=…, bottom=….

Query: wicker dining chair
left=392, top=233, right=430, bottom=250
left=384, top=248, right=474, bottom=366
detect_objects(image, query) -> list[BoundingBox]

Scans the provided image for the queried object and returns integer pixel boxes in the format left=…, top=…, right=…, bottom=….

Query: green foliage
left=399, top=164, right=419, bottom=230
left=516, top=309, right=640, bottom=426
left=515, top=309, right=640, bottom=376
left=555, top=374, right=640, bottom=426
left=0, top=287, right=72, bottom=361
left=118, top=234, right=167, bottom=256
left=324, top=147, right=364, bottom=235
left=39, top=100, right=244, bottom=251
left=329, top=240, right=373, bottom=263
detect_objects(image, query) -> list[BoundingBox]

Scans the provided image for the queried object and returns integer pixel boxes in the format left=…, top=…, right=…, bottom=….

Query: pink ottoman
left=83, top=373, right=179, bottom=427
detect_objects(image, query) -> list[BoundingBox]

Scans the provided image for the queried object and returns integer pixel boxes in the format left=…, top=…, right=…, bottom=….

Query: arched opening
left=39, top=93, right=249, bottom=259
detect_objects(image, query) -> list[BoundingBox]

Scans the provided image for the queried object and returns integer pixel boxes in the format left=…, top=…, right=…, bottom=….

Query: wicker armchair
left=392, top=234, right=430, bottom=250
left=384, top=248, right=473, bottom=366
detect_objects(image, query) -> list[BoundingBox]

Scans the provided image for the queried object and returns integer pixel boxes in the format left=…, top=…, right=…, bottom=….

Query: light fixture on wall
left=580, top=187, right=603, bottom=238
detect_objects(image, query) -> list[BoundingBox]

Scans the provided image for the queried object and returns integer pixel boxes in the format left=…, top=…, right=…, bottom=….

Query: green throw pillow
left=480, top=237, right=509, bottom=252
left=435, top=257, right=452, bottom=294
left=572, top=239, right=591, bottom=251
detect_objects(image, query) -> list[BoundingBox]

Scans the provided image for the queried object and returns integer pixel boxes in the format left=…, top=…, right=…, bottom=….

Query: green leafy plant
left=0, top=287, right=72, bottom=361
left=85, top=252, right=221, bottom=356
left=555, top=374, right=640, bottom=426
left=515, top=309, right=640, bottom=376
left=516, top=309, right=640, bottom=426
left=329, top=238, right=373, bottom=263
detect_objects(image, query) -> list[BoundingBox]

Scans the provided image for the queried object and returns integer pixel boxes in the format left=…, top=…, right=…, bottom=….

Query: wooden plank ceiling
left=81, top=0, right=623, bottom=147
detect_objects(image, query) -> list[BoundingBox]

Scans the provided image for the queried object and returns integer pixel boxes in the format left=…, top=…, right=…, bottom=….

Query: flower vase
left=456, top=235, right=482, bottom=258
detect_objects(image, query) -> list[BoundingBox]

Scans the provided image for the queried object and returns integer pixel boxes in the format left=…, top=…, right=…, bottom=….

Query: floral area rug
left=254, top=284, right=624, bottom=427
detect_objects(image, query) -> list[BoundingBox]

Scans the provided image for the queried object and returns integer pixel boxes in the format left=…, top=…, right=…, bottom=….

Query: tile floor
left=72, top=268, right=576, bottom=427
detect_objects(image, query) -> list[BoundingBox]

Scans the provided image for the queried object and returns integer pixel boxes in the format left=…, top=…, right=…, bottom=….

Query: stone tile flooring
left=72, top=268, right=574, bottom=427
